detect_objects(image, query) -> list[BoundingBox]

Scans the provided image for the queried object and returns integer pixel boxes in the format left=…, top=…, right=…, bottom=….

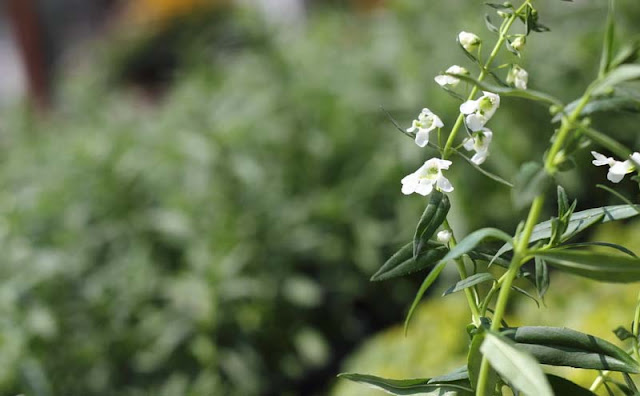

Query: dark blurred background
left=0, top=0, right=639, bottom=395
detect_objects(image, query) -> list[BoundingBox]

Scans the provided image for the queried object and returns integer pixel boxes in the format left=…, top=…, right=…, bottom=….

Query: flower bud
left=511, top=36, right=526, bottom=51
left=458, top=31, right=481, bottom=52
left=503, top=1, right=512, bottom=7
left=497, top=10, right=509, bottom=18
left=437, top=230, right=452, bottom=244
left=506, top=65, right=528, bottom=90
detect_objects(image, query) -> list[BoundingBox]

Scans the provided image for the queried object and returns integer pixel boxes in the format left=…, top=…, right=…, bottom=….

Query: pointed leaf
left=480, top=333, right=553, bottom=396
left=552, top=94, right=640, bottom=123
left=441, top=228, right=512, bottom=263
left=534, top=257, right=550, bottom=299
left=371, top=242, right=448, bottom=281
left=598, top=0, right=615, bottom=77
left=593, top=64, right=640, bottom=95
left=468, top=332, right=498, bottom=396
left=546, top=375, right=597, bottom=396
left=337, top=373, right=473, bottom=395
left=448, top=73, right=563, bottom=106
left=515, top=344, right=638, bottom=373
left=404, top=260, right=449, bottom=334
left=414, top=191, right=450, bottom=257
left=428, top=366, right=469, bottom=384
left=534, top=249, right=640, bottom=283
left=484, top=14, right=499, bottom=33
left=443, top=273, right=495, bottom=296
left=452, top=148, right=514, bottom=187
left=497, top=204, right=640, bottom=255
left=508, top=326, right=639, bottom=370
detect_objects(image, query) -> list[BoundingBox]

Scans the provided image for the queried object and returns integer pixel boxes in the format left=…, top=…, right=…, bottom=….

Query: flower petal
left=460, top=100, right=478, bottom=115
left=465, top=113, right=485, bottom=131
left=591, top=151, right=612, bottom=166
left=436, top=175, right=454, bottom=192
left=415, top=180, right=434, bottom=196
left=414, top=129, right=430, bottom=147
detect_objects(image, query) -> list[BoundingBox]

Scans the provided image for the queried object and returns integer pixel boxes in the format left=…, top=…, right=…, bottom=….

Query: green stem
left=589, top=370, right=611, bottom=392
left=632, top=290, right=640, bottom=360
left=443, top=220, right=482, bottom=325
left=476, top=57, right=594, bottom=396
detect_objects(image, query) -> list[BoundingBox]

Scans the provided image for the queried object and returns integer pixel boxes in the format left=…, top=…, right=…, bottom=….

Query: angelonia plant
left=340, top=1, right=640, bottom=395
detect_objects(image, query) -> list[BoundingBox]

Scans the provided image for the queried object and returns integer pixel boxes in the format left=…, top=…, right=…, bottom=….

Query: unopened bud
left=512, top=36, right=526, bottom=51
left=458, top=31, right=481, bottom=52
left=437, top=230, right=452, bottom=244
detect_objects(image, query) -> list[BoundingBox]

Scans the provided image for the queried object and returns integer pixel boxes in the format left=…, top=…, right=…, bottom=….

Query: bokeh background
left=0, top=0, right=640, bottom=395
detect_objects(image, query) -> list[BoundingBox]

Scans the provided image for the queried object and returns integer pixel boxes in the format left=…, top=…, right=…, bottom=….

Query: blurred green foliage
left=0, top=0, right=639, bottom=395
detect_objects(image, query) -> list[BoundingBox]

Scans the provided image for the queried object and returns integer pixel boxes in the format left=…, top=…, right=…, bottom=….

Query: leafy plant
left=341, top=0, right=640, bottom=394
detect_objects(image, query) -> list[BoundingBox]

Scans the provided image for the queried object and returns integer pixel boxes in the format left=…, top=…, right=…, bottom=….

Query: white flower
left=437, top=230, right=452, bottom=243
left=506, top=65, right=528, bottom=90
left=406, top=108, right=444, bottom=147
left=511, top=36, right=526, bottom=51
left=632, top=152, right=640, bottom=168
left=435, top=65, right=468, bottom=87
left=401, top=158, right=454, bottom=196
left=460, top=91, right=500, bottom=131
left=463, top=128, right=493, bottom=165
left=458, top=31, right=481, bottom=52
left=591, top=151, right=636, bottom=183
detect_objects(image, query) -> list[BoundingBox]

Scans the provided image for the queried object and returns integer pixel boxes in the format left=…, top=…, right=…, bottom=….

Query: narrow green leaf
left=597, top=184, right=640, bottom=210
left=557, top=186, right=570, bottom=218
left=441, top=228, right=512, bottom=264
left=428, top=366, right=469, bottom=384
left=371, top=243, right=448, bottom=281
left=512, top=162, right=554, bottom=210
left=593, top=64, right=640, bottom=95
left=452, top=148, right=514, bottom=187
left=443, top=273, right=494, bottom=296
left=468, top=332, right=498, bottom=396
left=484, top=14, right=499, bottom=33
left=581, top=126, right=632, bottom=159
left=613, top=326, right=634, bottom=341
left=515, top=344, right=638, bottom=372
left=497, top=204, right=640, bottom=255
left=534, top=249, right=640, bottom=283
left=484, top=2, right=513, bottom=10
left=557, top=241, right=637, bottom=258
left=552, top=94, right=640, bottom=123
left=448, top=73, right=563, bottom=106
left=535, top=257, right=550, bottom=299
left=546, top=375, right=597, bottom=396
left=509, top=326, right=639, bottom=370
left=511, top=285, right=540, bottom=308
left=404, top=260, right=449, bottom=335
left=480, top=333, right=553, bottom=396
left=598, top=0, right=616, bottom=77
left=610, top=40, right=640, bottom=68
left=337, top=373, right=473, bottom=395
left=414, top=191, right=450, bottom=257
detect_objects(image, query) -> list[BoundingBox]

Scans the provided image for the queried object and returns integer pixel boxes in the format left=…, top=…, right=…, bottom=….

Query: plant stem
left=476, top=60, right=594, bottom=396
left=632, top=290, right=640, bottom=360
left=589, top=370, right=611, bottom=392
left=443, top=220, right=482, bottom=325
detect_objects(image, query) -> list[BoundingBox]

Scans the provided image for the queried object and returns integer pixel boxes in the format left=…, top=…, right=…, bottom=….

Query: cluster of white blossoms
left=591, top=151, right=640, bottom=183
left=401, top=29, right=525, bottom=196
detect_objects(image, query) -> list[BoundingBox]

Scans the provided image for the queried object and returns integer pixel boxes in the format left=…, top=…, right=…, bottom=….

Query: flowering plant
left=340, top=1, right=640, bottom=395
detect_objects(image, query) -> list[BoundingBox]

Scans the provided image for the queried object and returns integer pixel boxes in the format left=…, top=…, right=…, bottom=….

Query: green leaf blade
left=414, top=191, right=450, bottom=257
left=443, top=273, right=494, bottom=296
left=534, top=250, right=640, bottom=283
left=480, top=333, right=553, bottom=396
